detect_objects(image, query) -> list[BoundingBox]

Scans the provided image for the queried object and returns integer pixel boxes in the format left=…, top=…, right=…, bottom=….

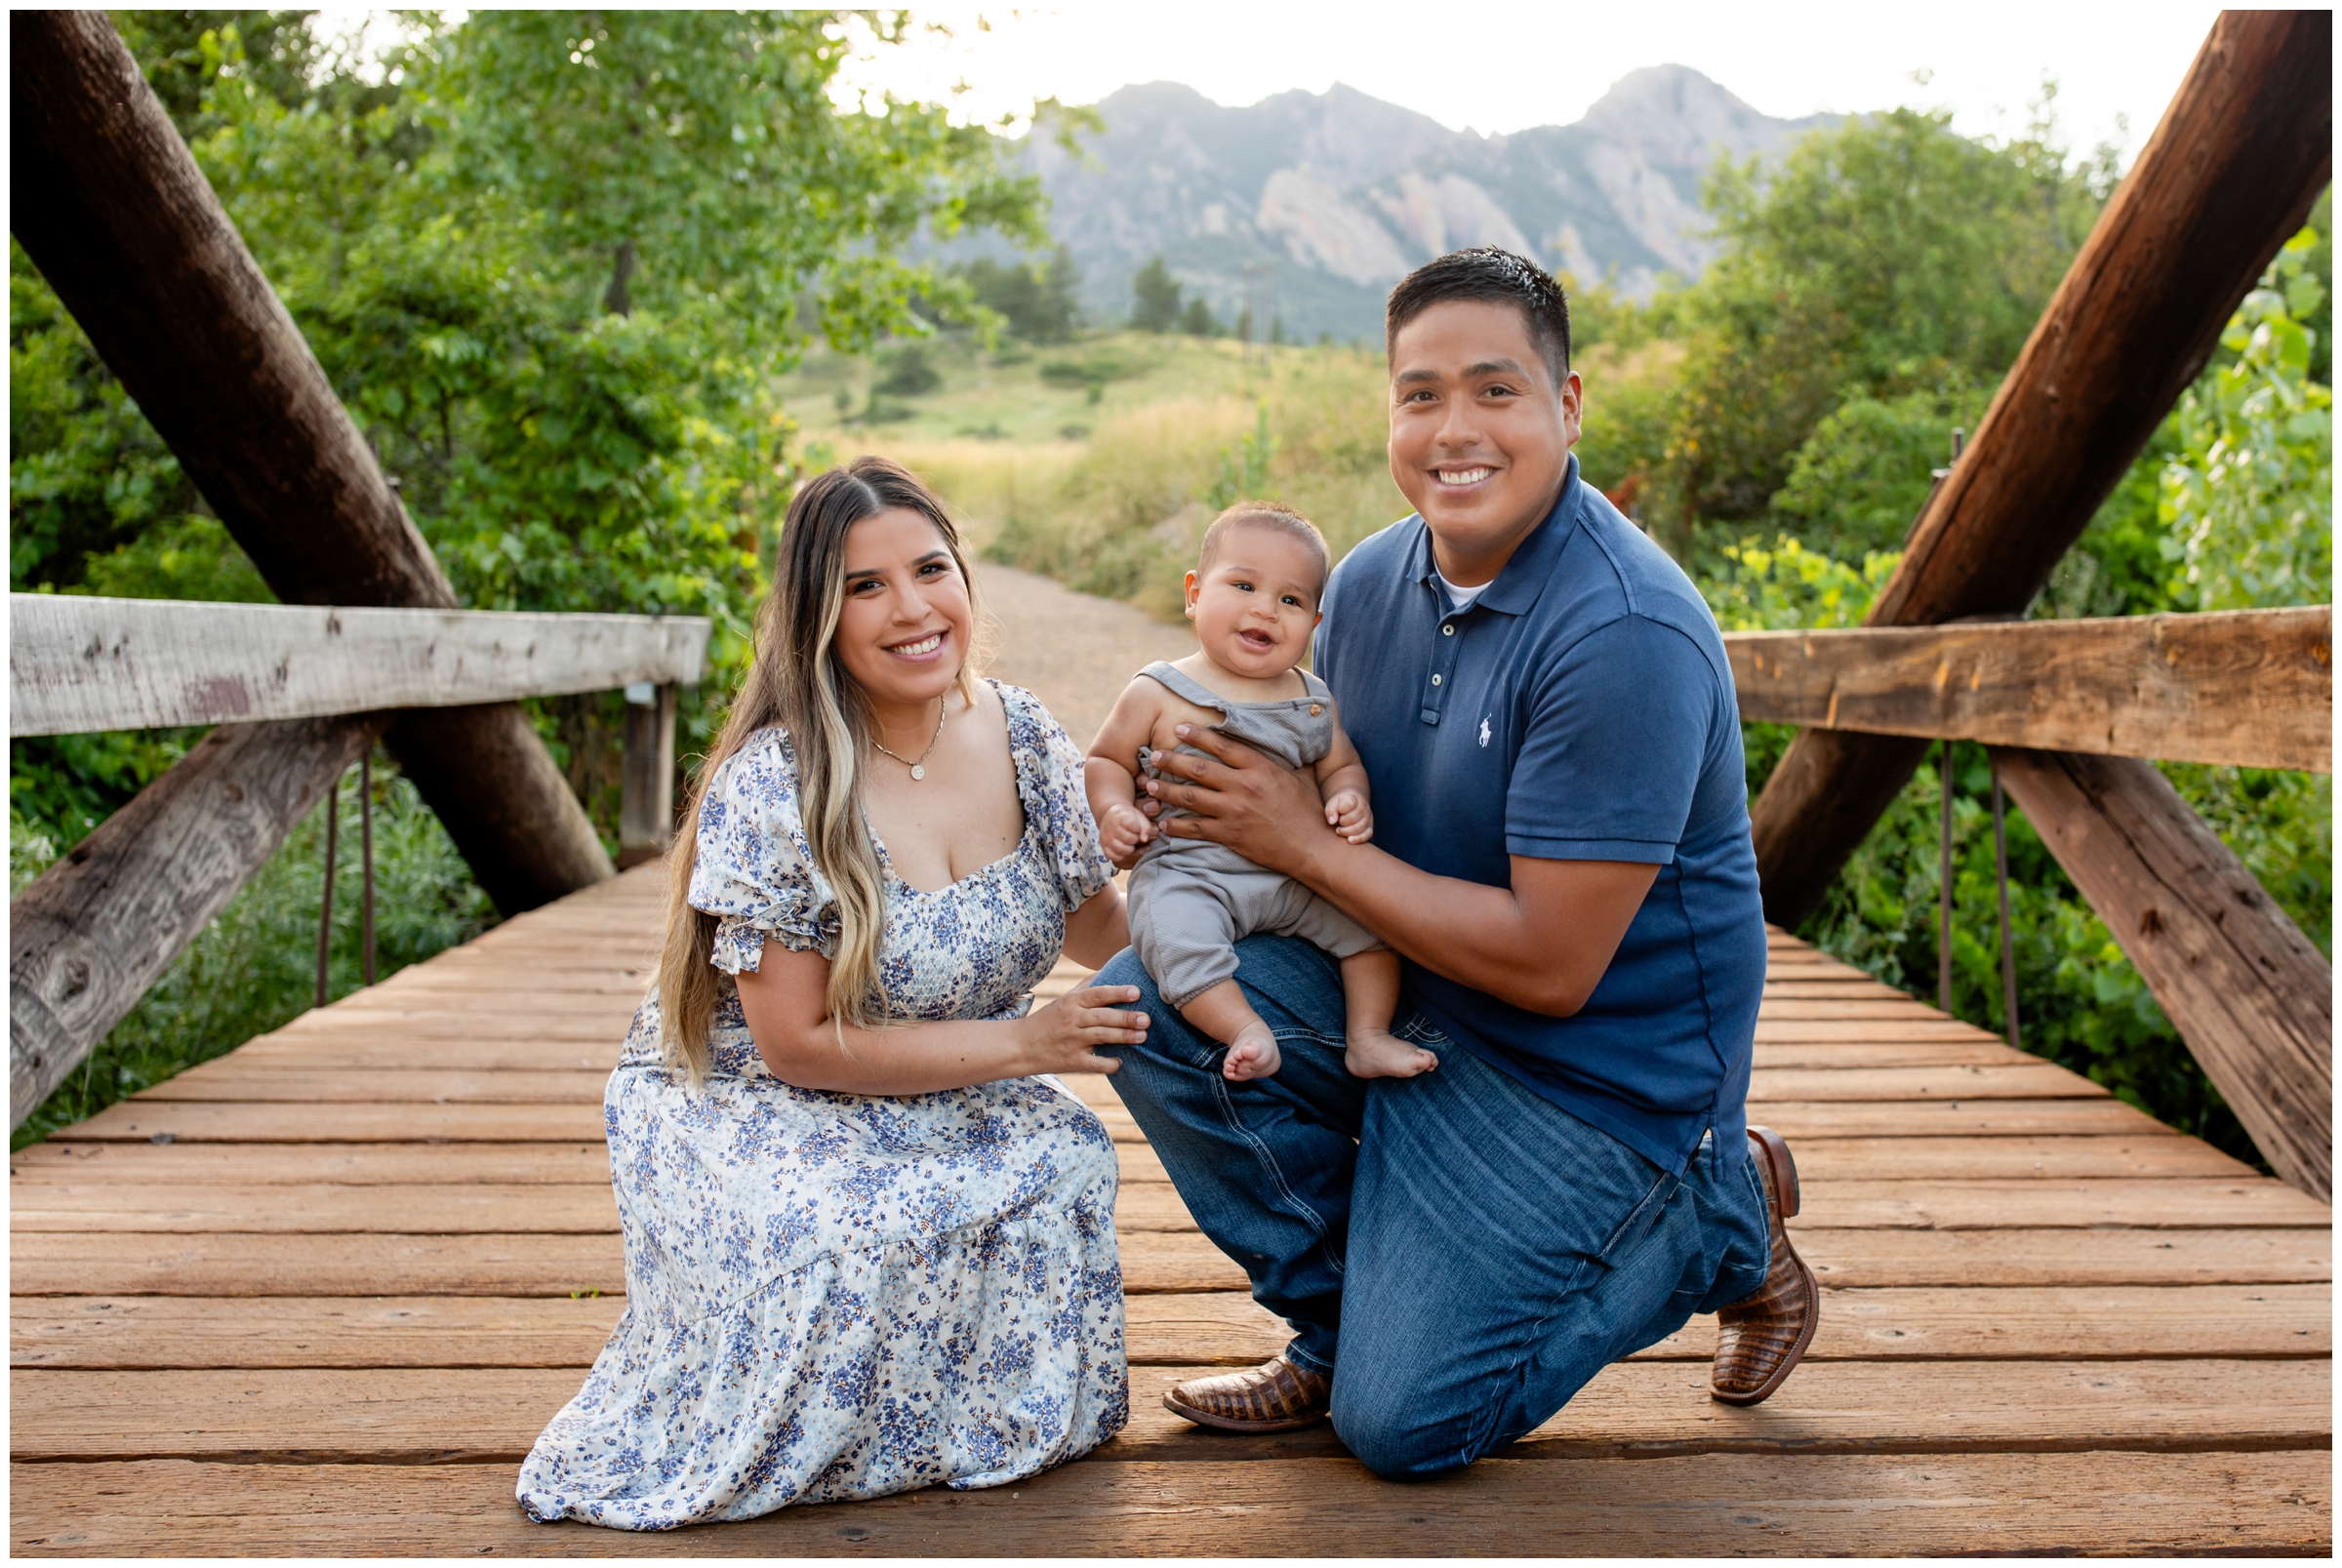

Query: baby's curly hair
left=1196, top=501, right=1331, bottom=597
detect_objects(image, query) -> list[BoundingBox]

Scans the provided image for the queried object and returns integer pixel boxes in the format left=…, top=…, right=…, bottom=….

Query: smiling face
left=1388, top=298, right=1583, bottom=584
left=829, top=506, right=975, bottom=719
left=1184, top=521, right=1325, bottom=682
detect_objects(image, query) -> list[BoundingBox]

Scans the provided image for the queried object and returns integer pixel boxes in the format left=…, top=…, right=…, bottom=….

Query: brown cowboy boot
left=1711, top=1125, right=1820, bottom=1406
left=1163, top=1354, right=1332, bottom=1432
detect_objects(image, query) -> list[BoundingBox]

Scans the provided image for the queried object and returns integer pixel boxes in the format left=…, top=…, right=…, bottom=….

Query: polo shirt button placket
left=1423, top=616, right=1464, bottom=725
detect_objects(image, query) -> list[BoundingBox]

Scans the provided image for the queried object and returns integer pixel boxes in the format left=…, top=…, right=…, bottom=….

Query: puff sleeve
left=1000, top=684, right=1115, bottom=912
left=686, top=730, right=836, bottom=973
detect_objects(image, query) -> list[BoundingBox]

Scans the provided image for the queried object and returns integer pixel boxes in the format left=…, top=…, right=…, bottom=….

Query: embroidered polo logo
left=1477, top=715, right=1492, bottom=747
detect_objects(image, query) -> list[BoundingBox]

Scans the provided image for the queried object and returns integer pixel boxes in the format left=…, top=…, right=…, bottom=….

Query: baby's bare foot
left=1223, top=1024, right=1282, bottom=1081
left=1345, top=1029, right=1437, bottom=1079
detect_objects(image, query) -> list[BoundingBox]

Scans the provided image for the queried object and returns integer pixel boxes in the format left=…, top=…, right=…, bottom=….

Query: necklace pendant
left=909, top=764, right=925, bottom=781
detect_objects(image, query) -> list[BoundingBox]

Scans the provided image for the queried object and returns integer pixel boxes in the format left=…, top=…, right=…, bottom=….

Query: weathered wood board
left=1996, top=745, right=2333, bottom=1202
left=10, top=712, right=384, bottom=1128
left=12, top=1452, right=2330, bottom=1557
left=9, top=863, right=2330, bottom=1554
left=9, top=594, right=710, bottom=738
left=1728, top=607, right=2332, bottom=770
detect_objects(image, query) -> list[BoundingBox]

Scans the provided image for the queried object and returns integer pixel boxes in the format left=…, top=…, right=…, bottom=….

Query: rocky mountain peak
left=1579, top=64, right=1830, bottom=171
left=1016, top=66, right=1841, bottom=337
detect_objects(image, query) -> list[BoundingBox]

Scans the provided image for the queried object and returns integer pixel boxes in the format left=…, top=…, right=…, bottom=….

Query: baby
left=1085, top=503, right=1437, bottom=1083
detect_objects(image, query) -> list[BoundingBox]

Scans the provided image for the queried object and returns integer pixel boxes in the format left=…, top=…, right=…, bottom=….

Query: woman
left=518, top=457, right=1149, bottom=1529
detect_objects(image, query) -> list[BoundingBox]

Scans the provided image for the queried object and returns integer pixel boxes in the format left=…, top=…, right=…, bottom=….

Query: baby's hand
left=1324, top=788, right=1374, bottom=844
left=1097, top=800, right=1156, bottom=862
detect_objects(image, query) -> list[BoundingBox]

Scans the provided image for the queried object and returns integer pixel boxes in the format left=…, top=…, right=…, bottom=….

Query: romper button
left=1431, top=673, right=1442, bottom=686
left=1442, top=623, right=1455, bottom=635
left=1309, top=704, right=1322, bottom=715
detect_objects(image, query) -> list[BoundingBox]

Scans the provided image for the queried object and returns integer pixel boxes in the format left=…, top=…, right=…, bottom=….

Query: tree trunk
left=9, top=11, right=612, bottom=914
left=1749, top=10, right=2333, bottom=925
left=604, top=239, right=637, bottom=316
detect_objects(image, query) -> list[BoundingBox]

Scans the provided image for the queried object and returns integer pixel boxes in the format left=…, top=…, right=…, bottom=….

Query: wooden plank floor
left=11, top=864, right=2332, bottom=1554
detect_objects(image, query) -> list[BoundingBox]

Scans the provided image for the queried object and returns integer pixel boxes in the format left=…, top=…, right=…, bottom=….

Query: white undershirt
left=1433, top=570, right=1489, bottom=613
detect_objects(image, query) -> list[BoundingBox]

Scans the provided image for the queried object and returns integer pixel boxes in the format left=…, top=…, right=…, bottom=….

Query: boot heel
left=1748, top=1124, right=1799, bottom=1218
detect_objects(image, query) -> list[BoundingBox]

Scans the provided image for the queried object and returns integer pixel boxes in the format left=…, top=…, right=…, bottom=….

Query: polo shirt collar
left=1405, top=455, right=1584, bottom=617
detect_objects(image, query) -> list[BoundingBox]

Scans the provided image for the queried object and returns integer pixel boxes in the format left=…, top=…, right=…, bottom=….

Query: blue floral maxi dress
left=516, top=684, right=1128, bottom=1529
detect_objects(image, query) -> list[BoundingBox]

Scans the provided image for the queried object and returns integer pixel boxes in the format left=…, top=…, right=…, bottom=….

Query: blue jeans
left=1100, top=936, right=1771, bottom=1480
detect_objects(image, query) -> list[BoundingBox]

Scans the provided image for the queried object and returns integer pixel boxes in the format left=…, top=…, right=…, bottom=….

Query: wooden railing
left=8, top=594, right=710, bottom=1129
left=1728, top=604, right=2333, bottom=1202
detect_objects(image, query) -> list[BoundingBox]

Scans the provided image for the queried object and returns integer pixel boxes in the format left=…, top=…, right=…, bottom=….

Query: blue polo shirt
left=1313, top=456, right=1764, bottom=1175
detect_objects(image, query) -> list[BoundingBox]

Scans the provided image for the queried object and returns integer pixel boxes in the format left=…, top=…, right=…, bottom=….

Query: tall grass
left=827, top=435, right=1086, bottom=557
left=850, top=346, right=1409, bottom=621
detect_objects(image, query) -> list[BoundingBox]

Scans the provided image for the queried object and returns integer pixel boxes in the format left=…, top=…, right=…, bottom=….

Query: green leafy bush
left=2160, top=230, right=2332, bottom=611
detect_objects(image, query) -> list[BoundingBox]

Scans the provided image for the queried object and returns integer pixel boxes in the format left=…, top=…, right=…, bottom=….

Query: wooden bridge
left=10, top=852, right=2331, bottom=1553
left=7, top=8, right=2334, bottom=1555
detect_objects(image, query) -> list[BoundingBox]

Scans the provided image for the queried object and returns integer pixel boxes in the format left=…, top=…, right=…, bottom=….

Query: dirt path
left=973, top=562, right=1194, bottom=745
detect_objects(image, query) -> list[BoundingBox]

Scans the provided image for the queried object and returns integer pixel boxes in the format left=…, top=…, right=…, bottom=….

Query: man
left=1096, top=247, right=1817, bottom=1479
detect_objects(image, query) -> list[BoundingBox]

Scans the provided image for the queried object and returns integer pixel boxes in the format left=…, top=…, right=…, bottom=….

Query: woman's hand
left=1144, top=726, right=1335, bottom=876
left=1015, top=984, right=1148, bottom=1075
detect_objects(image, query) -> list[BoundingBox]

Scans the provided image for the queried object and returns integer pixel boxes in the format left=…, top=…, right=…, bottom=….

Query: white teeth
left=890, top=633, right=943, bottom=656
left=1437, top=466, right=1492, bottom=485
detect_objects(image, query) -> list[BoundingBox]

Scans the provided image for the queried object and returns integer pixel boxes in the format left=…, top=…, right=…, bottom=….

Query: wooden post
left=1992, top=747, right=2333, bottom=1203
left=618, top=683, right=679, bottom=869
left=8, top=11, right=611, bottom=915
left=10, top=715, right=382, bottom=1129
left=1748, top=10, right=2333, bottom=925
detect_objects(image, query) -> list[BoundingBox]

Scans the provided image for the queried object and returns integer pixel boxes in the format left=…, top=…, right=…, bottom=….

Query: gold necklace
left=870, top=699, right=948, bottom=781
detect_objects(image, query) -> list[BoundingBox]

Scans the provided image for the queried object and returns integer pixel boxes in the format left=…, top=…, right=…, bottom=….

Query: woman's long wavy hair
left=657, top=456, right=985, bottom=1081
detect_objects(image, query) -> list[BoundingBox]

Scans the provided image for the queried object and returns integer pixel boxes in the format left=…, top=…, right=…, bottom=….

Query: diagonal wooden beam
left=1750, top=10, right=2333, bottom=926
left=8, top=11, right=611, bottom=916
left=10, top=715, right=384, bottom=1129
left=1991, top=747, right=2331, bottom=1203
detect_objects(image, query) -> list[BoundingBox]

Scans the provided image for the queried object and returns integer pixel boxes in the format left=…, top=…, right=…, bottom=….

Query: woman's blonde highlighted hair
left=656, top=456, right=984, bottom=1082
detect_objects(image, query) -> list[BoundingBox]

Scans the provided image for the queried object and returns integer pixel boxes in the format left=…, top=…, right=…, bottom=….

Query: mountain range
left=1020, top=65, right=1836, bottom=340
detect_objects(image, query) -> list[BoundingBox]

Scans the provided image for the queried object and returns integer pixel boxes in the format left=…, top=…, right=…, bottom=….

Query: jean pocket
left=1593, top=1167, right=1681, bottom=1268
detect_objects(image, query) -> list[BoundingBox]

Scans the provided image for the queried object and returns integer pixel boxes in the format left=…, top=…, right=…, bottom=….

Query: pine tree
left=1130, top=256, right=1182, bottom=333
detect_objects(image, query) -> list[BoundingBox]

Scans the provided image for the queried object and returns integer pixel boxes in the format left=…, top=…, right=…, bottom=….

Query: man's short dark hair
left=1385, top=247, right=1572, bottom=387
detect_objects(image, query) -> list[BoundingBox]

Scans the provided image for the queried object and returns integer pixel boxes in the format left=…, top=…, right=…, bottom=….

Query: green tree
left=956, top=246, right=1081, bottom=342
left=1662, top=104, right=2107, bottom=539
left=1180, top=296, right=1219, bottom=338
left=1764, top=384, right=1991, bottom=559
left=873, top=342, right=943, bottom=397
left=1130, top=255, right=1182, bottom=332
left=8, top=9, right=1059, bottom=1138
left=421, top=12, right=1046, bottom=350
left=2160, top=228, right=2332, bottom=611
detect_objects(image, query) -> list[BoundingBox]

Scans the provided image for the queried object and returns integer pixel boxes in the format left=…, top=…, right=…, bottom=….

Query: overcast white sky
left=840, top=3, right=2230, bottom=163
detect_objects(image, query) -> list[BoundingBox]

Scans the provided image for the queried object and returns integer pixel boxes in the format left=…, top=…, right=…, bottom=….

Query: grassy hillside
left=783, top=330, right=1410, bottom=621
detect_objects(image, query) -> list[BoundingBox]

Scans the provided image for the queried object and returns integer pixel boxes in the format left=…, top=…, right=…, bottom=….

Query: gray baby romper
left=1124, top=661, right=1383, bottom=1008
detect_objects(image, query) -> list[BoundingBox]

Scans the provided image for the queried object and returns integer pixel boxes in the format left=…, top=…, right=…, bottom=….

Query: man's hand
left=1146, top=725, right=1333, bottom=876
left=1323, top=788, right=1373, bottom=844
left=1095, top=800, right=1155, bottom=864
